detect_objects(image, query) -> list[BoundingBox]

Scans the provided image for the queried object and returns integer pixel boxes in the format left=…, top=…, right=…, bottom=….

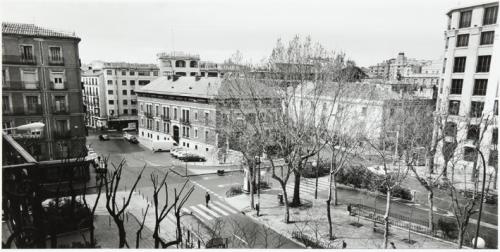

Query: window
left=138, top=71, right=150, bottom=76
left=122, top=80, right=127, bottom=85
left=361, top=107, right=367, bottom=116
left=450, top=79, right=463, bottom=94
left=138, top=80, right=150, bottom=85
left=495, top=100, right=499, bottom=115
left=459, top=10, right=472, bottom=28
left=123, top=100, right=128, bottom=105
left=205, top=130, right=209, bottom=140
left=130, top=80, right=135, bottom=85
left=20, top=45, right=34, bottom=60
left=123, top=109, right=128, bottom=114
left=122, top=90, right=128, bottom=95
left=190, top=61, right=198, bottom=68
left=489, top=150, right=498, bottom=167
left=153, top=71, right=158, bottom=76
left=473, top=79, right=488, bottom=96
left=108, top=90, right=113, bottom=95
left=131, top=109, right=137, bottom=115
left=492, top=128, right=498, bottom=145
left=122, top=70, right=126, bottom=75
left=130, top=71, right=135, bottom=76
left=54, top=95, right=67, bottom=112
left=480, top=31, right=495, bottom=45
left=21, top=69, right=38, bottom=89
left=25, top=96, right=39, bottom=113
left=190, top=72, right=197, bottom=76
left=453, top=57, right=466, bottom=73
left=107, top=80, right=113, bottom=85
left=205, top=112, right=209, bottom=125
left=448, top=100, right=460, bottom=115
left=476, top=55, right=491, bottom=72
left=49, top=47, right=62, bottom=62
left=470, top=101, right=484, bottom=117
left=174, top=108, right=177, bottom=120
left=464, top=147, right=477, bottom=162
left=483, top=6, right=498, bottom=25
left=140, top=103, right=144, bottom=112
left=466, top=125, right=480, bottom=141
left=175, top=60, right=186, bottom=67
left=3, top=96, right=11, bottom=112
left=50, top=70, right=65, bottom=89
left=195, top=129, right=198, bottom=138
left=444, top=122, right=457, bottom=137
left=108, top=100, right=114, bottom=105
left=456, top=34, right=469, bottom=47
left=131, top=99, right=137, bottom=105
left=107, top=70, right=113, bottom=75
left=442, top=58, right=447, bottom=74
left=131, top=90, right=136, bottom=95
left=167, top=123, right=170, bottom=134
left=109, top=109, right=114, bottom=115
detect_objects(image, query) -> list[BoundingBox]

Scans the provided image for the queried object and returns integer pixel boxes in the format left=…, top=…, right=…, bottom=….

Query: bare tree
left=103, top=159, right=146, bottom=248
left=135, top=204, right=149, bottom=248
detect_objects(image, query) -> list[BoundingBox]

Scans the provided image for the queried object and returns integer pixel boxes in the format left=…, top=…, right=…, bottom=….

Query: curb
left=168, top=167, right=242, bottom=177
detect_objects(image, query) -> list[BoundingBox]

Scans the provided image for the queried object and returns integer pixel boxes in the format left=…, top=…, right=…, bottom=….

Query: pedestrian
left=205, top=192, right=210, bottom=208
left=390, top=242, right=396, bottom=249
left=347, top=204, right=352, bottom=216
left=342, top=240, right=347, bottom=249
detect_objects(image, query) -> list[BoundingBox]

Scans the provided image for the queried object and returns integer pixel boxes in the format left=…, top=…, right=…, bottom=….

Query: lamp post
left=473, top=148, right=487, bottom=249
left=255, top=156, right=261, bottom=216
left=312, top=160, right=318, bottom=199
left=3, top=122, right=45, bottom=132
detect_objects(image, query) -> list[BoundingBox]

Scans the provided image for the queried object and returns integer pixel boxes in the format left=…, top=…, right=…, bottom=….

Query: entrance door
left=173, top=125, right=179, bottom=143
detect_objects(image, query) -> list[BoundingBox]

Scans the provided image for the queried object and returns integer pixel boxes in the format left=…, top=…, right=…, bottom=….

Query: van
left=152, top=140, right=178, bottom=152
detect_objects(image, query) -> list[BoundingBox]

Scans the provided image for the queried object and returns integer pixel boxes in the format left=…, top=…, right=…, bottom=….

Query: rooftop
left=88, top=60, right=158, bottom=70
left=137, top=76, right=222, bottom=99
left=2, top=22, right=79, bottom=40
left=157, top=51, right=200, bottom=60
left=446, top=1, right=498, bottom=15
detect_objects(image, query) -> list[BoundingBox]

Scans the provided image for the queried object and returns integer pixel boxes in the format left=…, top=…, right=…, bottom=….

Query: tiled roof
left=2, top=22, right=79, bottom=39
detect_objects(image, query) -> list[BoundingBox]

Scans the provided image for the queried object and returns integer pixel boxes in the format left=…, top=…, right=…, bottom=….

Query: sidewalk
left=169, top=164, right=243, bottom=177
left=225, top=191, right=458, bottom=249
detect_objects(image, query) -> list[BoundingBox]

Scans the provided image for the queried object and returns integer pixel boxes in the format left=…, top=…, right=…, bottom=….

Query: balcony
left=50, top=81, right=67, bottom=90
left=180, top=119, right=191, bottom=126
left=2, top=81, right=41, bottom=90
left=53, top=130, right=72, bottom=139
left=52, top=105, right=69, bottom=115
left=161, top=115, right=171, bottom=122
left=144, top=112, right=154, bottom=118
left=10, top=105, right=43, bottom=115
left=48, top=57, right=65, bottom=66
left=2, top=55, right=37, bottom=65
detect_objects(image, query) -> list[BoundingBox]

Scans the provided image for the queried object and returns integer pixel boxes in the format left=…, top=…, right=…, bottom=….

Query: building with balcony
left=81, top=61, right=159, bottom=130
left=2, top=22, right=87, bottom=160
left=435, top=1, right=498, bottom=177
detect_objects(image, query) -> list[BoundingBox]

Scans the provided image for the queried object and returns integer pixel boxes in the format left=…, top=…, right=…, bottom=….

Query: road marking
left=233, top=234, right=248, bottom=246
left=217, top=183, right=240, bottom=188
left=209, top=204, right=229, bottom=216
left=190, top=205, right=213, bottom=220
left=213, top=201, right=238, bottom=214
left=197, top=204, right=221, bottom=218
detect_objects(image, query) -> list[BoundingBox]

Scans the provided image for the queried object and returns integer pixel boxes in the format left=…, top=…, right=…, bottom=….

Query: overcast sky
left=1, top=0, right=482, bottom=66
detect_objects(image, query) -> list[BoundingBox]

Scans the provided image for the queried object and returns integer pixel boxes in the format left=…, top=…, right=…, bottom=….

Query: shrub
left=437, top=218, right=458, bottom=239
left=259, top=181, right=272, bottom=189
left=301, top=162, right=330, bottom=178
left=226, top=185, right=243, bottom=197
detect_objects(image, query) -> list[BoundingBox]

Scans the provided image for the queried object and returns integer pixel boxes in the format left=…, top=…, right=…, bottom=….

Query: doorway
left=173, top=125, right=179, bottom=143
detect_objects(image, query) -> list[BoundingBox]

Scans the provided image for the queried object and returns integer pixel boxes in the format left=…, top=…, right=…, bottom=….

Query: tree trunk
left=457, top=227, right=464, bottom=249
left=383, top=189, right=391, bottom=249
left=327, top=172, right=333, bottom=239
left=90, top=224, right=96, bottom=247
left=428, top=191, right=434, bottom=232
left=250, top=165, right=255, bottom=209
left=442, top=160, right=448, bottom=180
left=154, top=225, right=160, bottom=248
left=292, top=170, right=301, bottom=206
left=332, top=173, right=338, bottom=206
left=117, top=220, right=127, bottom=248
left=281, top=183, right=290, bottom=223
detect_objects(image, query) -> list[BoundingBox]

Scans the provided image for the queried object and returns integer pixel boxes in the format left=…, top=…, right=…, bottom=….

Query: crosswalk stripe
left=190, top=205, right=213, bottom=220
left=167, top=212, right=176, bottom=223
left=212, top=201, right=238, bottom=214
left=209, top=204, right=229, bottom=216
left=287, top=184, right=315, bottom=193
left=197, top=204, right=221, bottom=218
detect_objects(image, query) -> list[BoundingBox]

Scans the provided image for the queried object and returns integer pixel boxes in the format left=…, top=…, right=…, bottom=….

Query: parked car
left=180, top=153, right=206, bottom=162
left=171, top=147, right=186, bottom=158
left=99, top=134, right=110, bottom=141
left=152, top=140, right=178, bottom=152
left=367, top=165, right=385, bottom=175
left=129, top=136, right=139, bottom=144
left=123, top=132, right=133, bottom=141
left=85, top=150, right=99, bottom=164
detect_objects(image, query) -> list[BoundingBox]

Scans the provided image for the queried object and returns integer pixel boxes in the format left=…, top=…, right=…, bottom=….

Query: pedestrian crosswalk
left=285, top=176, right=331, bottom=198
left=180, top=201, right=239, bottom=223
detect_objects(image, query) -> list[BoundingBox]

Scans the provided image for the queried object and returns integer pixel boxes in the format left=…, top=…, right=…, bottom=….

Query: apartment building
left=82, top=61, right=159, bottom=130
left=2, top=22, right=86, bottom=160
left=436, top=1, right=498, bottom=176
left=368, top=52, right=434, bottom=81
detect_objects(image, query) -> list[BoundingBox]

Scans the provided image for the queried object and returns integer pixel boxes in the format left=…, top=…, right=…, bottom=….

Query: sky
left=1, top=0, right=484, bottom=67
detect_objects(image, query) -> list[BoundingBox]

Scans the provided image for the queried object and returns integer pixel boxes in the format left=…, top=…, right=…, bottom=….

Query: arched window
left=190, top=61, right=198, bottom=68
left=175, top=60, right=186, bottom=68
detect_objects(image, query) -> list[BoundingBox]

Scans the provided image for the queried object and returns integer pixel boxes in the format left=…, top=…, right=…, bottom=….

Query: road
left=86, top=132, right=300, bottom=248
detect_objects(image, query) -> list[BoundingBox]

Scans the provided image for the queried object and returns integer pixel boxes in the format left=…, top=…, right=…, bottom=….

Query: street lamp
left=312, top=160, right=318, bottom=199
left=255, top=156, right=261, bottom=203
left=3, top=122, right=45, bottom=132
left=473, top=148, right=487, bottom=249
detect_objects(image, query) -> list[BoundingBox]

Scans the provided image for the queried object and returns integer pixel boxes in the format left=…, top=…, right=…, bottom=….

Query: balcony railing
left=52, top=105, right=69, bottom=115
left=2, top=81, right=41, bottom=90
left=53, top=130, right=72, bottom=139
left=180, top=119, right=191, bottom=126
left=50, top=81, right=67, bottom=90
left=2, top=55, right=37, bottom=65
left=10, top=105, right=43, bottom=115
left=144, top=112, right=154, bottom=118
left=161, top=115, right=171, bottom=121
left=48, top=57, right=65, bottom=66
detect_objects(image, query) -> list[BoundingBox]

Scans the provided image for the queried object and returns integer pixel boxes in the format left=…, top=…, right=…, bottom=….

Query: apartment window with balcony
left=131, top=90, right=136, bottom=95
left=450, top=79, right=463, bottom=94
left=444, top=122, right=457, bottom=137
left=50, top=71, right=65, bottom=89
left=3, top=95, right=11, bottom=113
left=453, top=57, right=466, bottom=73
left=130, top=71, right=135, bottom=76
left=476, top=55, right=491, bottom=72
left=122, top=70, right=126, bottom=75
left=176, top=60, right=186, bottom=67
left=49, top=46, right=62, bottom=63
left=489, top=149, right=498, bottom=166
left=124, top=109, right=128, bottom=114
left=473, top=79, right=488, bottom=96
left=107, top=70, right=112, bottom=75
left=122, top=90, right=127, bottom=95
left=108, top=90, right=113, bottom=95
left=108, top=100, right=114, bottom=105
left=20, top=45, right=34, bottom=61
left=131, top=99, right=137, bottom=105
left=155, top=105, right=159, bottom=117
left=109, top=109, right=114, bottom=115
left=25, top=96, right=40, bottom=114
left=174, top=108, right=177, bottom=120
left=122, top=80, right=127, bottom=85
left=107, top=80, right=113, bottom=85
left=467, top=124, right=480, bottom=141
left=448, top=100, right=460, bottom=115
left=492, top=128, right=498, bottom=145
left=495, top=100, right=499, bottom=115
left=442, top=58, right=447, bottom=74
left=464, top=147, right=477, bottom=162
left=470, top=101, right=484, bottom=117
left=130, top=80, right=135, bottom=85
left=480, top=31, right=495, bottom=45
left=483, top=6, right=498, bottom=25
left=456, top=34, right=469, bottom=47
left=54, top=95, right=67, bottom=113
left=131, top=109, right=137, bottom=115
left=459, top=10, right=472, bottom=28
left=123, top=100, right=128, bottom=105
left=156, top=121, right=160, bottom=131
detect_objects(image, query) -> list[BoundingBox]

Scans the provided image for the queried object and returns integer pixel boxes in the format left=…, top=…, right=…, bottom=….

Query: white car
left=176, top=151, right=190, bottom=159
left=123, top=132, right=133, bottom=141
left=85, top=150, right=98, bottom=163
left=367, top=165, right=385, bottom=176
left=171, top=148, right=188, bottom=158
